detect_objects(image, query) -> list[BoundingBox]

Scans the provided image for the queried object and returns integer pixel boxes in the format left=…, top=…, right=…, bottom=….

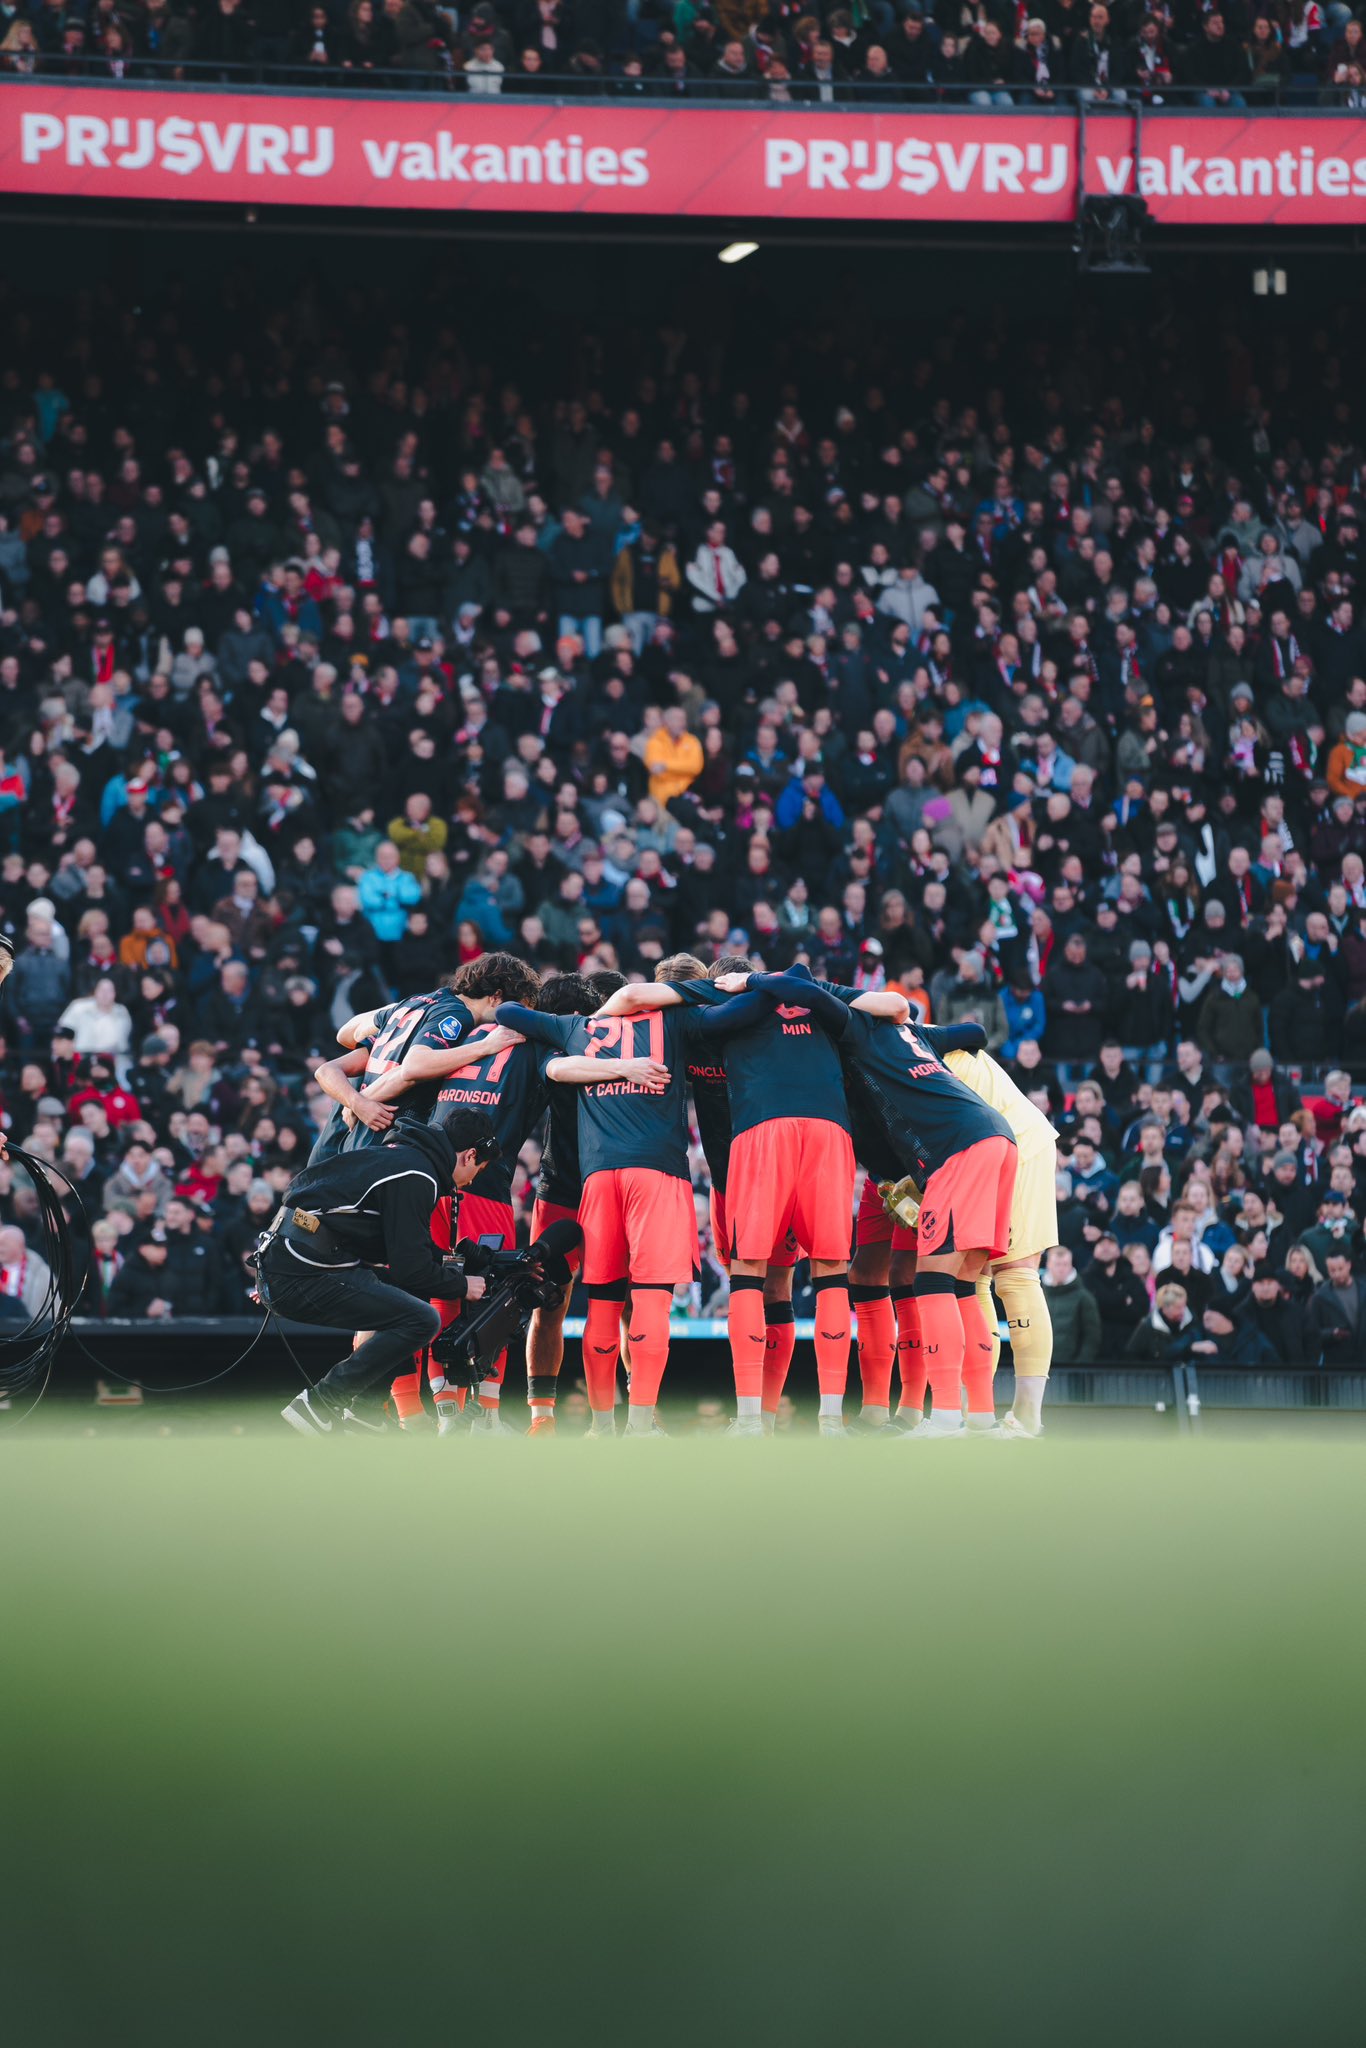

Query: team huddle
left=303, top=948, right=1061, bottom=1439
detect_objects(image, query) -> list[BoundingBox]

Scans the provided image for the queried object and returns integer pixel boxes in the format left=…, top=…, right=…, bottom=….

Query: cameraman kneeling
left=263, top=1106, right=500, bottom=1436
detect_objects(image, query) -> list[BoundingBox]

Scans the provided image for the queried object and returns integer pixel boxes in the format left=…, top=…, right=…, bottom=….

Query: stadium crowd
left=0, top=258, right=1364, bottom=1372
left=0, top=0, right=1364, bottom=105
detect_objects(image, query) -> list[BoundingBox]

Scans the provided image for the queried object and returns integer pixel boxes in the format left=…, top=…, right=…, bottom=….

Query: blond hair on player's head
left=657, top=953, right=708, bottom=983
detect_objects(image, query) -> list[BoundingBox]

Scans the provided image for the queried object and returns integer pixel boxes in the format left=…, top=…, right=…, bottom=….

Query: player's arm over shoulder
left=594, top=980, right=685, bottom=1016
left=496, top=1001, right=561, bottom=1044
left=808, top=973, right=908, bottom=1024
left=336, top=1008, right=383, bottom=1050
left=850, top=989, right=911, bottom=1022
left=919, top=1021, right=987, bottom=1056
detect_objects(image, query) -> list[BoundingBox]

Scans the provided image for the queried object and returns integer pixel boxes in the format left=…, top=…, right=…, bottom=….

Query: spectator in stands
left=686, top=520, right=747, bottom=618
left=940, top=952, right=1008, bottom=1048
left=1185, top=1299, right=1279, bottom=1365
left=1040, top=1243, right=1103, bottom=1363
left=645, top=707, right=704, bottom=807
left=9, top=912, right=70, bottom=1049
left=1082, top=1228, right=1150, bottom=1355
left=109, top=1232, right=176, bottom=1318
left=1125, top=1279, right=1196, bottom=1361
left=1119, top=939, right=1173, bottom=1081
left=0, top=1223, right=53, bottom=1327
left=197, top=0, right=255, bottom=75
left=1306, top=1249, right=1366, bottom=1365
left=57, top=977, right=133, bottom=1063
left=1182, top=10, right=1247, bottom=105
left=1070, top=2, right=1124, bottom=99
left=547, top=510, right=609, bottom=657
left=357, top=840, right=423, bottom=954
left=1044, top=931, right=1108, bottom=1087
left=153, top=1195, right=226, bottom=1317
left=1231, top=1048, right=1301, bottom=1130
left=15, top=0, right=1318, bottom=100
left=1198, top=953, right=1264, bottom=1071
left=103, top=1140, right=171, bottom=1220
left=0, top=240, right=1364, bottom=1366
left=1247, top=1267, right=1308, bottom=1362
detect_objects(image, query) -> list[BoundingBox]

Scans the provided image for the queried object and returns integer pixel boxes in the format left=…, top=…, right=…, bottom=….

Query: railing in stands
left=22, top=1322, right=1366, bottom=1419
left=0, top=60, right=1350, bottom=110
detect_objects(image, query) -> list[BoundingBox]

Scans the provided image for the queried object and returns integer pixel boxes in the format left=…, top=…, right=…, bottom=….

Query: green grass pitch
left=3, top=1420, right=1363, bottom=2046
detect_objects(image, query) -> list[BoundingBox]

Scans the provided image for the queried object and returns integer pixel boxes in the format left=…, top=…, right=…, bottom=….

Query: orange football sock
left=624, top=1287, right=672, bottom=1408
left=583, top=1296, right=624, bottom=1413
left=957, top=1283, right=996, bottom=1418
left=390, top=1370, right=425, bottom=1422
left=812, top=1278, right=851, bottom=1398
left=762, top=1305, right=796, bottom=1413
left=917, top=1282, right=964, bottom=1417
left=894, top=1289, right=926, bottom=1415
left=728, top=1278, right=767, bottom=1398
left=851, top=1287, right=895, bottom=1410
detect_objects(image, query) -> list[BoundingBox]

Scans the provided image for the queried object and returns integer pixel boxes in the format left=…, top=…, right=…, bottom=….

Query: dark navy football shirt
left=500, top=1005, right=700, bottom=1184
left=343, top=989, right=477, bottom=1151
left=537, top=1063, right=585, bottom=1207
left=685, top=1048, right=733, bottom=1194
left=669, top=974, right=851, bottom=1140
left=835, top=1008, right=1013, bottom=1184
left=309, top=1003, right=393, bottom=1165
left=431, top=1025, right=546, bottom=1205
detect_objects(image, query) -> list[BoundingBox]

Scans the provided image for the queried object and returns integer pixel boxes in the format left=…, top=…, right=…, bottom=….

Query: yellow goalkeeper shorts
left=992, top=1149, right=1059, bottom=1266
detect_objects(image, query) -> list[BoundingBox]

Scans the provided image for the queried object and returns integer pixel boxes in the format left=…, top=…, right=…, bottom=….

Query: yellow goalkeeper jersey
left=945, top=1049, right=1058, bottom=1167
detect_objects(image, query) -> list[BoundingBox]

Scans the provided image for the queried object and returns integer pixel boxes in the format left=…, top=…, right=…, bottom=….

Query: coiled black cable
left=0, top=1143, right=84, bottom=1407
left=0, top=1146, right=320, bottom=1412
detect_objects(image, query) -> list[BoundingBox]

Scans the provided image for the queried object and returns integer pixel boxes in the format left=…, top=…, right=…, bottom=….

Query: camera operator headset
left=258, top=1103, right=501, bottom=1436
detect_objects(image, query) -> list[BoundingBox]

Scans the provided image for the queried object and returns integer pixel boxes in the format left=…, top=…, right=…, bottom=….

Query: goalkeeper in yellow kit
left=942, top=1046, right=1060, bottom=1437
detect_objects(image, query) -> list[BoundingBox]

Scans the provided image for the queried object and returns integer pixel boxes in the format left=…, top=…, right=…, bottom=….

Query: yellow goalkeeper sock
left=995, top=1265, right=1052, bottom=1430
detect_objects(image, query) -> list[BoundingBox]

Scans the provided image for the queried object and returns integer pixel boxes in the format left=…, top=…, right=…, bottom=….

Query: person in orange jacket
left=1326, top=711, right=1366, bottom=800
left=644, top=706, right=704, bottom=806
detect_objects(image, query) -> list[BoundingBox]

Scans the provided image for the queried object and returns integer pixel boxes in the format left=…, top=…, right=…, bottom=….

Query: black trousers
left=260, top=1250, right=441, bottom=1401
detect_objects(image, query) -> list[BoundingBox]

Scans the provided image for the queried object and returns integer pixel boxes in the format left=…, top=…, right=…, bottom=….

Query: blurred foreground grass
left=3, top=1430, right=1363, bottom=2046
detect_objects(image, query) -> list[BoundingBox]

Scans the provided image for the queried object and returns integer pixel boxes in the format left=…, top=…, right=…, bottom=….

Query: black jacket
left=1042, top=958, right=1108, bottom=1061
left=1305, top=1278, right=1366, bottom=1366
left=160, top=1229, right=226, bottom=1318
left=109, top=1254, right=175, bottom=1318
left=269, top=1122, right=470, bottom=1302
left=1082, top=1256, right=1150, bottom=1356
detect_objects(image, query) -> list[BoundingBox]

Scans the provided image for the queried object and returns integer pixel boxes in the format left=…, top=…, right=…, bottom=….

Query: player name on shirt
left=669, top=979, right=850, bottom=1139
left=431, top=1022, right=545, bottom=1204
left=501, top=1005, right=700, bottom=1184
left=835, top=1004, right=1013, bottom=1185
left=685, top=1055, right=732, bottom=1194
